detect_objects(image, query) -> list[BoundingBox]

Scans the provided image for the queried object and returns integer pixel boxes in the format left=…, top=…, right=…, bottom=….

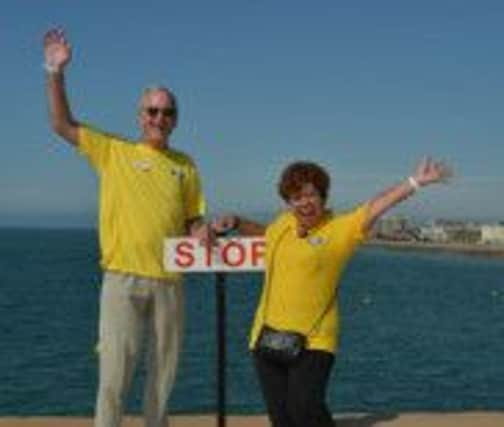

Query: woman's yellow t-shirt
left=250, top=205, right=369, bottom=353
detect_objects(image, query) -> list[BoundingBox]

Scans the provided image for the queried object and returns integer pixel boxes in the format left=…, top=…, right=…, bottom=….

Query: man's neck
left=142, top=138, right=169, bottom=151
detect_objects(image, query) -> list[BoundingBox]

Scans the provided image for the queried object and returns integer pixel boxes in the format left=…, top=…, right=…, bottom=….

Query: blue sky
left=1, top=0, right=503, bottom=227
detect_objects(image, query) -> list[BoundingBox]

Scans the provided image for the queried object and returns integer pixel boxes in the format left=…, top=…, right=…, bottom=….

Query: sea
left=1, top=227, right=504, bottom=416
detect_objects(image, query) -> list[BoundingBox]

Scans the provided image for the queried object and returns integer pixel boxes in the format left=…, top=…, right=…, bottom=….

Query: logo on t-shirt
left=307, top=236, right=327, bottom=246
left=171, top=168, right=185, bottom=182
left=131, top=159, right=153, bottom=171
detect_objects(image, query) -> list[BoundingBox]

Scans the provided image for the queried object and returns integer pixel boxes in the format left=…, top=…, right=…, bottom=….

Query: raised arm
left=43, top=28, right=79, bottom=145
left=213, top=215, right=266, bottom=237
left=364, top=157, right=452, bottom=231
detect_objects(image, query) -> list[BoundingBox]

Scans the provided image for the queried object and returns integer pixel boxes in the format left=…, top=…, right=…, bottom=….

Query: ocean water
left=1, top=228, right=504, bottom=415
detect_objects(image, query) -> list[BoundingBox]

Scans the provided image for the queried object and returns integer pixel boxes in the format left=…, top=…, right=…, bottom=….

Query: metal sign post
left=163, top=237, right=266, bottom=427
left=215, top=271, right=227, bottom=427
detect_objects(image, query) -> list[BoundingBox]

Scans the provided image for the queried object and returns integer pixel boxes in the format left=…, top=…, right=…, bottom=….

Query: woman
left=214, top=157, right=451, bottom=427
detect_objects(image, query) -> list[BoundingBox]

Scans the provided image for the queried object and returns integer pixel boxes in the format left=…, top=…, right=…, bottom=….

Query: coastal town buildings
left=481, top=224, right=504, bottom=245
left=375, top=217, right=504, bottom=246
left=421, top=220, right=482, bottom=244
left=373, top=215, right=420, bottom=241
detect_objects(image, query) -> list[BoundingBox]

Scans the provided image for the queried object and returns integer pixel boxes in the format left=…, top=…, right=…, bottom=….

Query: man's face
left=138, top=90, right=177, bottom=145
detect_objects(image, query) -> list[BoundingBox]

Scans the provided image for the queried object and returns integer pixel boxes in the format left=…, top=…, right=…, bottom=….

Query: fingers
left=428, top=159, right=449, bottom=178
left=211, top=215, right=236, bottom=234
left=195, top=223, right=216, bottom=248
left=210, top=218, right=222, bottom=233
left=414, top=156, right=429, bottom=178
left=415, top=156, right=453, bottom=185
left=44, top=27, right=69, bottom=47
left=419, top=156, right=430, bottom=172
left=426, top=158, right=437, bottom=177
left=436, top=161, right=453, bottom=182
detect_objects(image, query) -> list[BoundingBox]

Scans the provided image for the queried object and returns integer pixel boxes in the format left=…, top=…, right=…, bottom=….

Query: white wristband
left=407, top=176, right=420, bottom=191
left=43, top=62, right=61, bottom=74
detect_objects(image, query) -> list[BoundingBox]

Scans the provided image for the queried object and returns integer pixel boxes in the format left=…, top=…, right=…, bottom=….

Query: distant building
left=377, top=217, right=504, bottom=247
left=420, top=220, right=481, bottom=244
left=419, top=225, right=448, bottom=242
left=374, top=216, right=420, bottom=241
left=481, top=224, right=504, bottom=246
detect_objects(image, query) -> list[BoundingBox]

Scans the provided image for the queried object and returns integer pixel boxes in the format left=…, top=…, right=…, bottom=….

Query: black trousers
left=253, top=349, right=335, bottom=427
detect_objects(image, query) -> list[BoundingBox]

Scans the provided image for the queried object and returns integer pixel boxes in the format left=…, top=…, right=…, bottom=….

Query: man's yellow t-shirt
left=250, top=205, right=369, bottom=353
left=77, top=125, right=206, bottom=280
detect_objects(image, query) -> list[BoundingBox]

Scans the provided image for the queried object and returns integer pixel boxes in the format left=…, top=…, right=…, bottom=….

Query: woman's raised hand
left=413, top=157, right=453, bottom=187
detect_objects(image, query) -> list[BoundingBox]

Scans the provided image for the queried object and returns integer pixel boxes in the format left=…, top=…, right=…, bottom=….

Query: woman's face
left=287, top=182, right=325, bottom=231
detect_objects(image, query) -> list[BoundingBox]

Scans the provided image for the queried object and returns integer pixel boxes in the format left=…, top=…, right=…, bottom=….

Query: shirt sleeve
left=183, top=160, right=206, bottom=220
left=345, top=203, right=371, bottom=245
left=264, top=211, right=293, bottom=247
left=77, top=125, right=114, bottom=172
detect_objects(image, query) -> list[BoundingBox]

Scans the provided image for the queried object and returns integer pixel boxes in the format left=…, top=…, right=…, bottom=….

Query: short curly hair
left=278, top=161, right=330, bottom=202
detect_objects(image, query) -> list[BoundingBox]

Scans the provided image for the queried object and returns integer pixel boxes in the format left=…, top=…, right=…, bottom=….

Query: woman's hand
left=364, top=156, right=453, bottom=231
left=413, top=157, right=452, bottom=187
left=212, top=215, right=266, bottom=236
left=212, top=215, right=239, bottom=235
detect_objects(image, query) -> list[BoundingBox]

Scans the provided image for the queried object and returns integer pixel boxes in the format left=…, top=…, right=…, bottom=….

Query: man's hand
left=44, top=28, right=72, bottom=72
left=188, top=220, right=216, bottom=247
left=413, top=157, right=453, bottom=187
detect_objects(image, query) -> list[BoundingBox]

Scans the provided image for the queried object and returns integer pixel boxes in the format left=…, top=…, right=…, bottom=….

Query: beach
left=2, top=413, right=504, bottom=427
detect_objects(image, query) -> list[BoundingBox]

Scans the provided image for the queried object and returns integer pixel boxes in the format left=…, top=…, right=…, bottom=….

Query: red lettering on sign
left=251, top=240, right=266, bottom=266
left=204, top=243, right=213, bottom=266
left=222, top=241, right=246, bottom=267
left=175, top=241, right=195, bottom=268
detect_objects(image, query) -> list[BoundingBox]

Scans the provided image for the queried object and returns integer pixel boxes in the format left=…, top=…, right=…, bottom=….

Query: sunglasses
left=145, top=107, right=177, bottom=118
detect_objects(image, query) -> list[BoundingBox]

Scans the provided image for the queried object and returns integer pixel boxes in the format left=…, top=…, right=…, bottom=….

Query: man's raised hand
left=43, top=28, right=72, bottom=73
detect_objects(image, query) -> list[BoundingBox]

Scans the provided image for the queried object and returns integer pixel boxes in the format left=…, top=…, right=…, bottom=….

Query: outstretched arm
left=212, top=215, right=266, bottom=236
left=43, top=28, right=79, bottom=145
left=364, top=157, right=452, bottom=231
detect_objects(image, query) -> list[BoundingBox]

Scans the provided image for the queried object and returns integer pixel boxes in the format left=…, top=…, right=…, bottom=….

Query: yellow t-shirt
left=77, top=125, right=206, bottom=280
left=250, top=205, right=369, bottom=353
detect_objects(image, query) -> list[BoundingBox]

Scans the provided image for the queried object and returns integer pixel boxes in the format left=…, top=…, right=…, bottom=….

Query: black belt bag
left=256, top=324, right=306, bottom=364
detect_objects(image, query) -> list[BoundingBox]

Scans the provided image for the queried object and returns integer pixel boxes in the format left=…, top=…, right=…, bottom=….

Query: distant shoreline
left=1, top=227, right=503, bottom=259
left=367, top=239, right=504, bottom=258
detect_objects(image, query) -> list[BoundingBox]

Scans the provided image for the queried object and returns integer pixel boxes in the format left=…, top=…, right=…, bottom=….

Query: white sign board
left=164, top=237, right=266, bottom=272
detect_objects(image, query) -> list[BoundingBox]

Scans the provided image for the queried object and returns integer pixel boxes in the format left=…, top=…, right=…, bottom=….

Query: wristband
left=43, top=62, right=61, bottom=74
left=407, top=176, right=420, bottom=191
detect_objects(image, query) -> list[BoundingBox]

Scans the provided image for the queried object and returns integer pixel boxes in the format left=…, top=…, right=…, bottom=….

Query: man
left=43, top=28, right=211, bottom=427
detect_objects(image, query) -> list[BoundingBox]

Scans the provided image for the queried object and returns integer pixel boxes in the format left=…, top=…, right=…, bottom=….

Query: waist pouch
left=256, top=324, right=306, bottom=364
